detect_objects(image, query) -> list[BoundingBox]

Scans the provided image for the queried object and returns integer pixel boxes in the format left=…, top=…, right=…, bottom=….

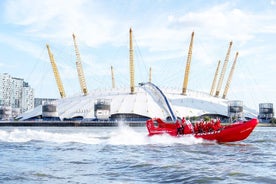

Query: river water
left=0, top=125, right=275, bottom=184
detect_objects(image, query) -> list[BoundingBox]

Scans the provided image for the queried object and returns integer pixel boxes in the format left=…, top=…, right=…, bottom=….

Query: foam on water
left=0, top=129, right=101, bottom=144
left=0, top=125, right=204, bottom=145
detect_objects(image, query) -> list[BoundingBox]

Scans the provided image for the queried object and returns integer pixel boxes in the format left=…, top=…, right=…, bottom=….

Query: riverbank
left=0, top=121, right=275, bottom=127
left=0, top=121, right=145, bottom=127
left=257, top=123, right=276, bottom=127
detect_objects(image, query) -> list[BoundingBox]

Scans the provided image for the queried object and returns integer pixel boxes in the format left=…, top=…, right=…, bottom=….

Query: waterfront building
left=34, top=98, right=57, bottom=108
left=21, top=82, right=34, bottom=113
left=16, top=30, right=259, bottom=122
left=258, top=103, right=274, bottom=123
left=18, top=87, right=258, bottom=122
left=0, top=73, right=12, bottom=106
left=0, top=73, right=34, bottom=120
left=11, top=77, right=24, bottom=109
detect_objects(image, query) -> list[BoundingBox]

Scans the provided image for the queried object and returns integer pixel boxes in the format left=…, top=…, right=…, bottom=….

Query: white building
left=0, top=73, right=34, bottom=119
left=16, top=30, right=259, bottom=122
left=18, top=85, right=257, bottom=122
left=21, top=82, right=34, bottom=113
left=0, top=73, right=12, bottom=106
left=11, top=77, right=24, bottom=108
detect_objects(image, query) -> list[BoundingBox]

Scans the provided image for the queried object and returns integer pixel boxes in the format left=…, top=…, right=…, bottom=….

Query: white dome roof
left=19, top=86, right=257, bottom=121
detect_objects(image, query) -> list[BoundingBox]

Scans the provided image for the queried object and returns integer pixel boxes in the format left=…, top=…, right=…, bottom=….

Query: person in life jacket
left=213, top=118, right=221, bottom=131
left=183, top=118, right=194, bottom=134
left=177, top=119, right=185, bottom=135
left=177, top=117, right=195, bottom=135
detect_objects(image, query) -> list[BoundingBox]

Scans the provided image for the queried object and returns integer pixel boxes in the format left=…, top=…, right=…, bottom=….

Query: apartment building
left=0, top=73, right=34, bottom=119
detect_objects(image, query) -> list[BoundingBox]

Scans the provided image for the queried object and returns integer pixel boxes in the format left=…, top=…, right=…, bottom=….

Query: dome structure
left=18, top=86, right=257, bottom=121
left=17, top=29, right=258, bottom=122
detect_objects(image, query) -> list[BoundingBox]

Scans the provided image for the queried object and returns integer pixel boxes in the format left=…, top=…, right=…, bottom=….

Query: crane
left=129, top=28, right=135, bottom=94
left=72, top=33, right=88, bottom=95
left=215, top=41, right=233, bottom=97
left=182, top=32, right=194, bottom=95
left=210, top=60, right=221, bottom=96
left=46, top=44, right=66, bottom=98
left=222, top=52, right=239, bottom=99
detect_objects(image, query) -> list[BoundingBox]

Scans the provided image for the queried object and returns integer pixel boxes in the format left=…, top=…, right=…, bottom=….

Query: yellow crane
left=72, top=33, right=88, bottom=95
left=210, top=60, right=221, bottom=96
left=215, top=41, right=233, bottom=97
left=46, top=44, right=66, bottom=98
left=111, top=66, right=115, bottom=89
left=222, top=52, right=239, bottom=99
left=182, top=32, right=194, bottom=95
left=129, top=28, right=135, bottom=94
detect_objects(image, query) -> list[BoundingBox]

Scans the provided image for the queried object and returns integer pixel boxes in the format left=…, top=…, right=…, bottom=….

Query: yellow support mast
left=46, top=44, right=66, bottom=98
left=129, top=28, right=135, bottom=94
left=72, top=33, right=88, bottom=95
left=210, top=60, right=221, bottom=96
left=111, top=66, right=115, bottom=89
left=182, top=32, right=194, bottom=95
left=215, top=41, right=233, bottom=97
left=222, top=52, right=239, bottom=99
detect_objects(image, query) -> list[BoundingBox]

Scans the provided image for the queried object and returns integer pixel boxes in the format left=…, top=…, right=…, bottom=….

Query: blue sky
left=0, top=0, right=275, bottom=110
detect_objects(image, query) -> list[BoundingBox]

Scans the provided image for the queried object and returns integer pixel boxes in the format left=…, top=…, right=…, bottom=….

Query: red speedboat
left=146, top=118, right=258, bottom=143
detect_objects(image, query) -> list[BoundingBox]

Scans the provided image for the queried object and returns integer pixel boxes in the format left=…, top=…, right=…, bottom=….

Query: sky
left=0, top=0, right=275, bottom=111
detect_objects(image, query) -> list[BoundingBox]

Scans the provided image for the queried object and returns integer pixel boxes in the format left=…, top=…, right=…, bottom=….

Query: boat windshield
left=139, top=82, right=176, bottom=122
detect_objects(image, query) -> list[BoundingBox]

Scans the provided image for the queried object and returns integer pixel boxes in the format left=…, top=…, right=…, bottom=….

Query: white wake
left=0, top=126, right=204, bottom=145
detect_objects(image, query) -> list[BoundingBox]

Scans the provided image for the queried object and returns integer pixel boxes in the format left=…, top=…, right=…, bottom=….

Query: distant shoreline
left=0, top=121, right=275, bottom=127
left=0, top=121, right=145, bottom=127
left=257, top=123, right=276, bottom=127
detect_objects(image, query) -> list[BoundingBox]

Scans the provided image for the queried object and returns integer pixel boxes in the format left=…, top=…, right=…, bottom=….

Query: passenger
left=177, top=120, right=184, bottom=135
left=207, top=121, right=214, bottom=132
left=181, top=118, right=186, bottom=134
left=184, top=119, right=194, bottom=134
left=196, top=121, right=203, bottom=133
left=214, top=118, right=221, bottom=131
left=194, top=124, right=198, bottom=133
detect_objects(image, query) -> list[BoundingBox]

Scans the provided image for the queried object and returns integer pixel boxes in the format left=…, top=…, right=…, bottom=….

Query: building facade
left=0, top=73, right=12, bottom=106
left=21, top=82, right=34, bottom=113
left=0, top=73, right=34, bottom=120
left=258, top=103, right=274, bottom=123
left=34, top=98, right=57, bottom=108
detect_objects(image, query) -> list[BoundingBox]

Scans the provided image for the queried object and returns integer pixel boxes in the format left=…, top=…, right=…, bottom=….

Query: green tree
left=203, top=116, right=211, bottom=122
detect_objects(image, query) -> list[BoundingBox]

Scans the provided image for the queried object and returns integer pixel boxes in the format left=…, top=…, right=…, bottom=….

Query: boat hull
left=146, top=118, right=258, bottom=143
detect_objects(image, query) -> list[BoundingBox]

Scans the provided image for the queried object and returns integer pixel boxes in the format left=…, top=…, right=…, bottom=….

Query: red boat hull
left=146, top=118, right=258, bottom=143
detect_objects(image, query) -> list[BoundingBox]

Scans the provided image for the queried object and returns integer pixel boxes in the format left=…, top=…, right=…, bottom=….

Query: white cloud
left=4, top=0, right=128, bottom=47
left=168, top=5, right=256, bottom=42
left=0, top=32, right=45, bottom=60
